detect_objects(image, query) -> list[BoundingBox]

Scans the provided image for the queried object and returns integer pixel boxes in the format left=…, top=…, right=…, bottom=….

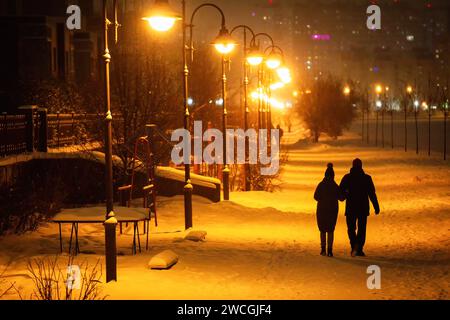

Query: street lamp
left=247, top=44, right=264, bottom=67
left=230, top=24, right=258, bottom=192
left=407, top=85, right=413, bottom=94
left=266, top=54, right=282, bottom=70
left=404, top=85, right=414, bottom=152
left=374, top=84, right=383, bottom=146
left=263, top=44, right=285, bottom=135
left=375, top=84, right=383, bottom=95
left=276, top=67, right=292, bottom=84
left=213, top=27, right=236, bottom=55
left=145, top=0, right=236, bottom=204
left=142, top=0, right=181, bottom=31
left=99, top=0, right=123, bottom=284
left=343, top=86, right=351, bottom=96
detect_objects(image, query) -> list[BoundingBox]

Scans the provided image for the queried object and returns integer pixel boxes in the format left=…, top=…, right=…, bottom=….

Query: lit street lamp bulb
left=343, top=86, right=351, bottom=95
left=375, top=85, right=383, bottom=94
left=247, top=56, right=263, bottom=66
left=214, top=43, right=236, bottom=55
left=276, top=67, right=291, bottom=84
left=266, top=58, right=281, bottom=70
left=270, top=82, right=285, bottom=90
left=269, top=98, right=285, bottom=110
left=145, top=17, right=177, bottom=32
left=407, top=86, right=413, bottom=94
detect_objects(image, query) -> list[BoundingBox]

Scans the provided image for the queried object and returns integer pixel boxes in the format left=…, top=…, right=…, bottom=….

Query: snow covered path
left=1, top=125, right=449, bottom=300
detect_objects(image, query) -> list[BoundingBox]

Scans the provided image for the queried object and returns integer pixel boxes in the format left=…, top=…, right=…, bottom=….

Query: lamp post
left=145, top=0, right=236, bottom=204
left=427, top=77, right=432, bottom=157
left=230, top=25, right=258, bottom=192
left=264, top=45, right=284, bottom=138
left=249, top=34, right=276, bottom=130
left=375, top=85, right=383, bottom=147
left=388, top=88, right=394, bottom=149
left=414, top=98, right=420, bottom=155
left=381, top=86, right=389, bottom=149
left=406, top=85, right=413, bottom=152
left=101, top=0, right=123, bottom=283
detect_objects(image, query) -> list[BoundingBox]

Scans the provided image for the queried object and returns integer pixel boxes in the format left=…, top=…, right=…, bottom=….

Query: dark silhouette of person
left=277, top=124, right=284, bottom=140
left=314, top=163, right=345, bottom=257
left=339, top=158, right=380, bottom=257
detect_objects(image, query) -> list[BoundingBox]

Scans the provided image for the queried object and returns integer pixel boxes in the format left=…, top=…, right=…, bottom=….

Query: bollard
left=184, top=180, right=193, bottom=230
left=223, top=166, right=230, bottom=200
left=104, top=211, right=118, bottom=283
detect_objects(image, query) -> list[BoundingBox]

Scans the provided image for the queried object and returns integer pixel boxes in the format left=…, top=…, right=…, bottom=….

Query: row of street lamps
left=144, top=1, right=291, bottom=210
left=101, top=0, right=292, bottom=282
left=345, top=82, right=436, bottom=157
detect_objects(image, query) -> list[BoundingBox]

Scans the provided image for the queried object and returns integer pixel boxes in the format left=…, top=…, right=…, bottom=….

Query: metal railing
left=0, top=107, right=123, bottom=158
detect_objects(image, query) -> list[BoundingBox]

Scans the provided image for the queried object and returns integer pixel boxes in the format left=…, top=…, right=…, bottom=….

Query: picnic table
left=52, top=206, right=149, bottom=255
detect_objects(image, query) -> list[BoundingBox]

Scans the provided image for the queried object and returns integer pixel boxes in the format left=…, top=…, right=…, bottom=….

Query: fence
left=0, top=114, right=28, bottom=156
left=357, top=110, right=449, bottom=160
left=0, top=106, right=122, bottom=158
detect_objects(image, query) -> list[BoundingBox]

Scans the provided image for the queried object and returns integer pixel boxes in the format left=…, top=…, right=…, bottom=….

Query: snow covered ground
left=0, top=121, right=449, bottom=300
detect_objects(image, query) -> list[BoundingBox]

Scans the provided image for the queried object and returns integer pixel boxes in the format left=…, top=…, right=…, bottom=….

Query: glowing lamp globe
left=266, top=55, right=282, bottom=69
left=375, top=85, right=383, bottom=94
left=247, top=45, right=264, bottom=66
left=213, top=27, right=237, bottom=55
left=142, top=0, right=181, bottom=32
left=276, top=67, right=291, bottom=84
left=247, top=56, right=263, bottom=66
left=343, top=86, right=351, bottom=96
left=146, top=17, right=177, bottom=31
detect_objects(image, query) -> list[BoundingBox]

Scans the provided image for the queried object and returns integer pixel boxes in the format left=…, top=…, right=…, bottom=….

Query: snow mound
left=185, top=230, right=207, bottom=242
left=148, top=250, right=179, bottom=270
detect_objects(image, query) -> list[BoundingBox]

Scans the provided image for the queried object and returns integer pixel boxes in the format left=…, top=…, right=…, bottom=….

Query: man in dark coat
left=339, top=158, right=380, bottom=257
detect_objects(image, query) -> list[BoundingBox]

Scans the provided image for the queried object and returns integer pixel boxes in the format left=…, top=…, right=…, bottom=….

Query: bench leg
left=146, top=220, right=150, bottom=251
left=136, top=223, right=141, bottom=253
left=132, top=223, right=136, bottom=255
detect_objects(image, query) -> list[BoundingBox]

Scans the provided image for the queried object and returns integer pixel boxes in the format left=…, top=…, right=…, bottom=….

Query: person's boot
left=351, top=244, right=358, bottom=257
left=320, top=247, right=326, bottom=256
left=356, top=248, right=366, bottom=257
left=327, top=247, right=333, bottom=257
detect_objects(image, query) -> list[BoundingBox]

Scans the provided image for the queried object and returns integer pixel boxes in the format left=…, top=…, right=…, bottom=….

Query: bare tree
left=297, top=76, right=357, bottom=142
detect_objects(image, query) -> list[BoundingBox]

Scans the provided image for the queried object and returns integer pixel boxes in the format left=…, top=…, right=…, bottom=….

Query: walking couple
left=314, top=159, right=380, bottom=258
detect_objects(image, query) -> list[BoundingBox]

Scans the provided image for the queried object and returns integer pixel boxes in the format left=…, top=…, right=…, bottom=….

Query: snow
left=0, top=120, right=449, bottom=300
left=148, top=250, right=179, bottom=270
left=52, top=206, right=148, bottom=222
left=185, top=230, right=207, bottom=242
left=156, top=166, right=220, bottom=189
